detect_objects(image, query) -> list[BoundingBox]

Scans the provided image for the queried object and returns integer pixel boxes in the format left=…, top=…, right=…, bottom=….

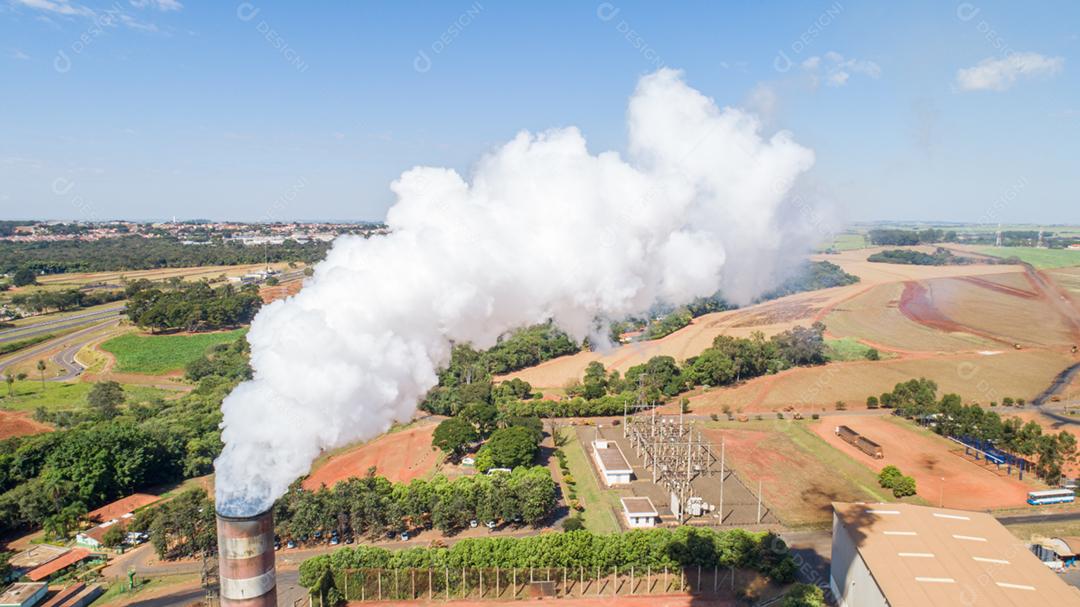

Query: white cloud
left=12, top=0, right=93, bottom=17
left=801, top=51, right=881, bottom=87
left=14, top=0, right=175, bottom=31
left=129, top=0, right=183, bottom=11
left=11, top=49, right=31, bottom=60
left=956, top=52, right=1064, bottom=91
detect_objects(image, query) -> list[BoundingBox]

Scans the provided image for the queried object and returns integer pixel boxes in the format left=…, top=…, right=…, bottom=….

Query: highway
left=0, top=318, right=120, bottom=380
left=0, top=305, right=125, bottom=344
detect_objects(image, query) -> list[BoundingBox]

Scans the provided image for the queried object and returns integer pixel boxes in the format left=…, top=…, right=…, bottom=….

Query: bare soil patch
left=810, top=415, right=1031, bottom=510
left=303, top=422, right=442, bottom=490
left=0, top=410, right=52, bottom=440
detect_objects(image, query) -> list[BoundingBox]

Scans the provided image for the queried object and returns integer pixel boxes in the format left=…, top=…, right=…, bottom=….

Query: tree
left=866, top=396, right=879, bottom=409
left=102, top=524, right=126, bottom=549
left=37, top=360, right=47, bottom=388
left=88, top=381, right=125, bottom=419
left=865, top=348, right=880, bottom=361
left=891, top=475, right=917, bottom=498
left=12, top=267, right=36, bottom=287
left=431, top=418, right=478, bottom=459
left=878, top=466, right=903, bottom=488
left=562, top=515, right=585, bottom=532
left=4, top=373, right=12, bottom=397
left=483, top=426, right=540, bottom=469
left=582, top=362, right=609, bottom=399
left=782, top=583, right=826, bottom=607
left=460, top=402, right=499, bottom=437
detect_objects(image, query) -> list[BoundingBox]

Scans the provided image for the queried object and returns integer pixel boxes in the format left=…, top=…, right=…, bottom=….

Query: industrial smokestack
left=216, top=509, right=277, bottom=607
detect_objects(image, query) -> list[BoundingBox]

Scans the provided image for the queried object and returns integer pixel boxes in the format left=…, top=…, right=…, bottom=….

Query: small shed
left=621, top=497, right=658, bottom=528
left=592, top=439, right=633, bottom=486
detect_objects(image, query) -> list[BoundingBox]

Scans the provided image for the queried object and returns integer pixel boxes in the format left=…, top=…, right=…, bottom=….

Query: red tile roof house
left=25, top=549, right=93, bottom=583
left=84, top=493, right=159, bottom=524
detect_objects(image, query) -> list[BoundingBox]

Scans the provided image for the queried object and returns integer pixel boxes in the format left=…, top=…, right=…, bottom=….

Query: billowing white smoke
left=215, top=68, right=820, bottom=515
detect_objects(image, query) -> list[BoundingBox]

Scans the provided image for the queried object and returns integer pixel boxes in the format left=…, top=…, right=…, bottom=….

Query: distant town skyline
left=2, top=1, right=1078, bottom=224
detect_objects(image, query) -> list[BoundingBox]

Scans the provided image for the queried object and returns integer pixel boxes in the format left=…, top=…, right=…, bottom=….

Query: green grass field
left=974, top=246, right=1080, bottom=269
left=100, top=329, right=245, bottom=374
left=559, top=428, right=621, bottom=534
left=829, top=232, right=870, bottom=251
left=0, top=380, right=173, bottom=411
left=825, top=337, right=893, bottom=362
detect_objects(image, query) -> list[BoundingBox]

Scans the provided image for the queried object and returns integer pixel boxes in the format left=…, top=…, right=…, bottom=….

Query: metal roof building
left=830, top=502, right=1080, bottom=606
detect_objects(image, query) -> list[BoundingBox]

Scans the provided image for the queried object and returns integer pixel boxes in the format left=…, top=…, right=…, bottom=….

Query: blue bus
left=1027, top=489, right=1075, bottom=505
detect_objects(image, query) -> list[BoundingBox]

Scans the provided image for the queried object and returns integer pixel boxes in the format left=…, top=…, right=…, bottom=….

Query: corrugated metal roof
left=833, top=502, right=1080, bottom=606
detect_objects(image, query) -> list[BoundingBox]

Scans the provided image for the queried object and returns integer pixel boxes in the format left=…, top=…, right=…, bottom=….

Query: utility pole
left=719, top=438, right=725, bottom=524
left=756, top=480, right=763, bottom=524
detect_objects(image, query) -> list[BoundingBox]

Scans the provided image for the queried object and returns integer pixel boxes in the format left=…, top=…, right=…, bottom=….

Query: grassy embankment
left=0, top=381, right=173, bottom=412
left=99, top=329, right=246, bottom=374
left=558, top=427, right=621, bottom=534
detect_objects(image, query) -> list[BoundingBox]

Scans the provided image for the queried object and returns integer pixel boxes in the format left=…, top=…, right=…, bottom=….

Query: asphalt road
left=0, top=305, right=124, bottom=344
left=0, top=318, right=119, bottom=379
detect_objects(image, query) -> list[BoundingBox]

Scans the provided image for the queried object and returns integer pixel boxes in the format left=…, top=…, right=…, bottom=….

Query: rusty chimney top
left=216, top=509, right=277, bottom=607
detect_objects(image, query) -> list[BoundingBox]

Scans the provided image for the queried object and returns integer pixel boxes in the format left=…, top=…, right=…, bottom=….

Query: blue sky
left=1, top=0, right=1077, bottom=223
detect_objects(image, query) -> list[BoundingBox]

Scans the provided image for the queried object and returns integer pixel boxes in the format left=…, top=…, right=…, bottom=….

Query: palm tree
left=37, top=359, right=47, bottom=389
left=4, top=373, right=13, bottom=397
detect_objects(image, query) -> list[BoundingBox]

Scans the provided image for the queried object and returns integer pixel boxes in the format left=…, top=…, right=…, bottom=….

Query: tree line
left=136, top=466, right=559, bottom=561
left=9, top=288, right=124, bottom=315
left=427, top=323, right=830, bottom=421
left=125, top=280, right=262, bottom=332
left=867, top=228, right=957, bottom=246
left=866, top=248, right=979, bottom=266
left=421, top=324, right=578, bottom=416
left=884, top=378, right=1077, bottom=484
left=0, top=235, right=329, bottom=274
left=298, top=526, right=797, bottom=593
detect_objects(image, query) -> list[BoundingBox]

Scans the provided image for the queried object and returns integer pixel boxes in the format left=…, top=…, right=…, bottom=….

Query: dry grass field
left=507, top=250, right=1032, bottom=390
left=824, top=281, right=997, bottom=353
left=700, top=424, right=884, bottom=526
left=32, top=262, right=298, bottom=289
left=687, top=349, right=1073, bottom=412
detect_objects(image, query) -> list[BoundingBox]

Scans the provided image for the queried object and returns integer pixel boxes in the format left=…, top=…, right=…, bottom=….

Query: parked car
left=286, top=539, right=297, bottom=549
left=469, top=519, right=478, bottom=528
left=400, top=532, right=410, bottom=541
left=485, top=520, right=497, bottom=530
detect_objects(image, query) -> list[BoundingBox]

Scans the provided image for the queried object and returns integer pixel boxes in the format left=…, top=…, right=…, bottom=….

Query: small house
left=591, top=439, right=633, bottom=486
left=620, top=497, right=658, bottom=528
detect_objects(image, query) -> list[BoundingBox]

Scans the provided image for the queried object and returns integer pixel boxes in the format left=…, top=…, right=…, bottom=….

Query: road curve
left=0, top=319, right=119, bottom=379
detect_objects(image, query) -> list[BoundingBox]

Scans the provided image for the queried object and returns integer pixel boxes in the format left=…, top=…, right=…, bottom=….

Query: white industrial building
left=620, top=497, right=658, bottom=528
left=830, top=502, right=1080, bottom=606
left=591, top=439, right=633, bottom=486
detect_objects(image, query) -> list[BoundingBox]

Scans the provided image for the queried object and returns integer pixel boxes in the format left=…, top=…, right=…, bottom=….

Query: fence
left=330, top=565, right=754, bottom=601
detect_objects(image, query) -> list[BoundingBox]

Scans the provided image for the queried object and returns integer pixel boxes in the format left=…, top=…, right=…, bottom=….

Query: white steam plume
left=215, top=68, right=820, bottom=515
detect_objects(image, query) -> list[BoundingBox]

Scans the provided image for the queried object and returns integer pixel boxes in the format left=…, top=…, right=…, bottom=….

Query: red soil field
left=811, top=416, right=1031, bottom=510
left=0, top=410, right=52, bottom=440
left=303, top=422, right=442, bottom=490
